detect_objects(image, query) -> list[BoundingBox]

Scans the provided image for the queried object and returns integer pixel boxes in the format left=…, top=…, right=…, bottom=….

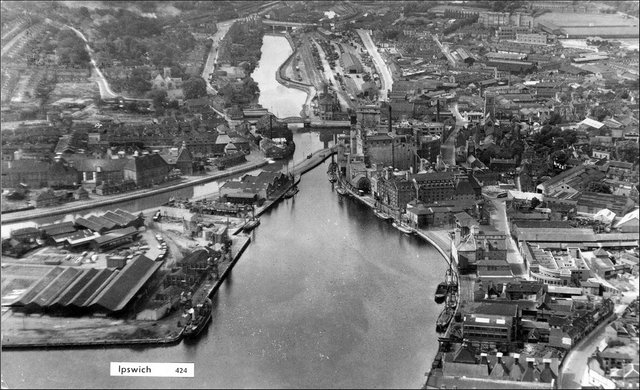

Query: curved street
left=356, top=29, right=393, bottom=101
left=63, top=24, right=118, bottom=100
left=201, top=18, right=238, bottom=95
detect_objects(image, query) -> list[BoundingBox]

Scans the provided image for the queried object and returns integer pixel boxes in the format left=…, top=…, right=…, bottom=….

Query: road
left=64, top=24, right=118, bottom=99
left=432, top=34, right=456, bottom=67
left=201, top=19, right=237, bottom=95
left=450, top=103, right=469, bottom=128
left=1, top=157, right=270, bottom=226
left=559, top=281, right=639, bottom=388
left=356, top=29, right=393, bottom=101
left=486, top=195, right=527, bottom=277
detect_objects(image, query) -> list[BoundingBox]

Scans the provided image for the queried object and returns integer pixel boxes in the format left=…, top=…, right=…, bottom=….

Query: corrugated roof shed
left=101, top=211, right=129, bottom=226
left=49, top=268, right=100, bottom=307
left=13, top=267, right=65, bottom=306
left=114, top=209, right=139, bottom=224
left=40, top=222, right=76, bottom=237
left=88, top=255, right=162, bottom=312
left=75, top=217, right=106, bottom=233
left=67, top=268, right=118, bottom=308
left=87, top=215, right=117, bottom=231
left=27, top=267, right=83, bottom=308
left=92, top=226, right=137, bottom=245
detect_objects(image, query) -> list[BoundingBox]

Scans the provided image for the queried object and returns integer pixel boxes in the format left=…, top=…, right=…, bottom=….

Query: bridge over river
left=280, top=116, right=351, bottom=128
left=262, top=19, right=318, bottom=32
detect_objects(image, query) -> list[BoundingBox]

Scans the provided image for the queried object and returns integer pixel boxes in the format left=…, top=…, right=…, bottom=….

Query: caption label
left=110, top=362, right=194, bottom=377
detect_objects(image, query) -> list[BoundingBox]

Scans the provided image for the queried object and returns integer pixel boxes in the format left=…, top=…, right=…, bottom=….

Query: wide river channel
left=1, top=34, right=447, bottom=389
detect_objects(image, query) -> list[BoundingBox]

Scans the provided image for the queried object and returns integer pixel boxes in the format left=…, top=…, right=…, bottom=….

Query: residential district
left=1, top=1, right=639, bottom=389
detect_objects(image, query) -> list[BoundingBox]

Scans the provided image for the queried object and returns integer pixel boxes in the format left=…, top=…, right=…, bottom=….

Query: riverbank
left=1, top=235, right=251, bottom=350
left=236, top=147, right=335, bottom=233
left=2, top=149, right=334, bottom=350
left=269, top=31, right=314, bottom=119
left=335, top=173, right=467, bottom=382
left=1, top=158, right=270, bottom=226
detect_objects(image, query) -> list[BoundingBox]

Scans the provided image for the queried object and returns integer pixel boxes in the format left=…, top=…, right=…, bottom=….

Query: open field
left=535, top=12, right=638, bottom=27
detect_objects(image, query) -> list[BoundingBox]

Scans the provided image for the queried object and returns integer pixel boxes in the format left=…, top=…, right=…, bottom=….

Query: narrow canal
left=1, top=28, right=448, bottom=389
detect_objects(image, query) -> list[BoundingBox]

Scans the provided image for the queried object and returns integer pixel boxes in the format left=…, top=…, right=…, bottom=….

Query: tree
left=148, top=89, right=167, bottom=107
left=586, top=181, right=612, bottom=194
left=79, top=6, right=91, bottom=20
left=616, top=141, right=640, bottom=165
left=183, top=77, right=207, bottom=99
left=127, top=68, right=151, bottom=95
left=529, top=197, right=541, bottom=210
left=547, top=112, right=563, bottom=125
left=147, top=89, right=167, bottom=115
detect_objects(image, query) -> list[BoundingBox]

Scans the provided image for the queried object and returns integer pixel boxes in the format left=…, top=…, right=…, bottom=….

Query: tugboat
left=434, top=282, right=448, bottom=304
left=183, top=298, right=212, bottom=339
left=328, top=171, right=337, bottom=183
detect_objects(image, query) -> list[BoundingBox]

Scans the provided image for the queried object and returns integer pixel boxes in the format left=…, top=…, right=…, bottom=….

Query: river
left=251, top=34, right=308, bottom=118
left=1, top=30, right=447, bottom=389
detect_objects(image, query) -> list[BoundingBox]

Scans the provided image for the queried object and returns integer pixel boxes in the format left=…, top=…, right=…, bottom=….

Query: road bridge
left=262, top=19, right=318, bottom=32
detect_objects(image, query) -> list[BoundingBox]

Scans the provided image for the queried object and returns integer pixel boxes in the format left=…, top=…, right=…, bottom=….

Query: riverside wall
left=1, top=159, right=270, bottom=225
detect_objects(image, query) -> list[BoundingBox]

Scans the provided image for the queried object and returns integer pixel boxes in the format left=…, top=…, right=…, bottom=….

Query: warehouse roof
left=88, top=255, right=162, bottom=312
left=67, top=268, right=118, bottom=308
left=27, top=267, right=83, bottom=308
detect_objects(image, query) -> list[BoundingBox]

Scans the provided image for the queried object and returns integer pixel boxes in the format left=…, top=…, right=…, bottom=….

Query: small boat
left=373, top=208, right=393, bottom=221
left=445, top=264, right=458, bottom=292
left=336, top=186, right=348, bottom=196
left=183, top=298, right=212, bottom=339
left=243, top=205, right=260, bottom=232
left=434, top=282, right=448, bottom=304
left=328, top=172, right=337, bottom=183
left=446, top=291, right=458, bottom=309
left=392, top=221, right=413, bottom=234
left=436, top=307, right=454, bottom=333
left=243, top=218, right=260, bottom=232
left=283, top=186, right=299, bottom=198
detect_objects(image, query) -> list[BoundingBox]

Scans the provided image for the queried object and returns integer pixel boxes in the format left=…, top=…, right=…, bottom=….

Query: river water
left=251, top=35, right=308, bottom=118
left=1, top=31, right=447, bottom=389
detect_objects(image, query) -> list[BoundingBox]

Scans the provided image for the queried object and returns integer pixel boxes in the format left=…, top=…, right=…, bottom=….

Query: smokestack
left=436, top=100, right=440, bottom=123
left=269, top=115, right=273, bottom=139
left=388, top=104, right=392, bottom=133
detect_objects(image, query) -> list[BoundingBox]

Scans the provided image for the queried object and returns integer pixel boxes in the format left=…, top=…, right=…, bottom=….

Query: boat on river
left=183, top=298, right=212, bottom=339
left=243, top=218, right=260, bottom=232
left=392, top=221, right=413, bottom=234
left=328, top=171, right=337, bottom=183
left=446, top=290, right=458, bottom=309
left=434, top=282, right=448, bottom=304
left=336, top=186, right=348, bottom=196
left=373, top=208, right=393, bottom=221
left=436, top=307, right=454, bottom=333
left=284, top=186, right=299, bottom=199
left=243, top=206, right=260, bottom=232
